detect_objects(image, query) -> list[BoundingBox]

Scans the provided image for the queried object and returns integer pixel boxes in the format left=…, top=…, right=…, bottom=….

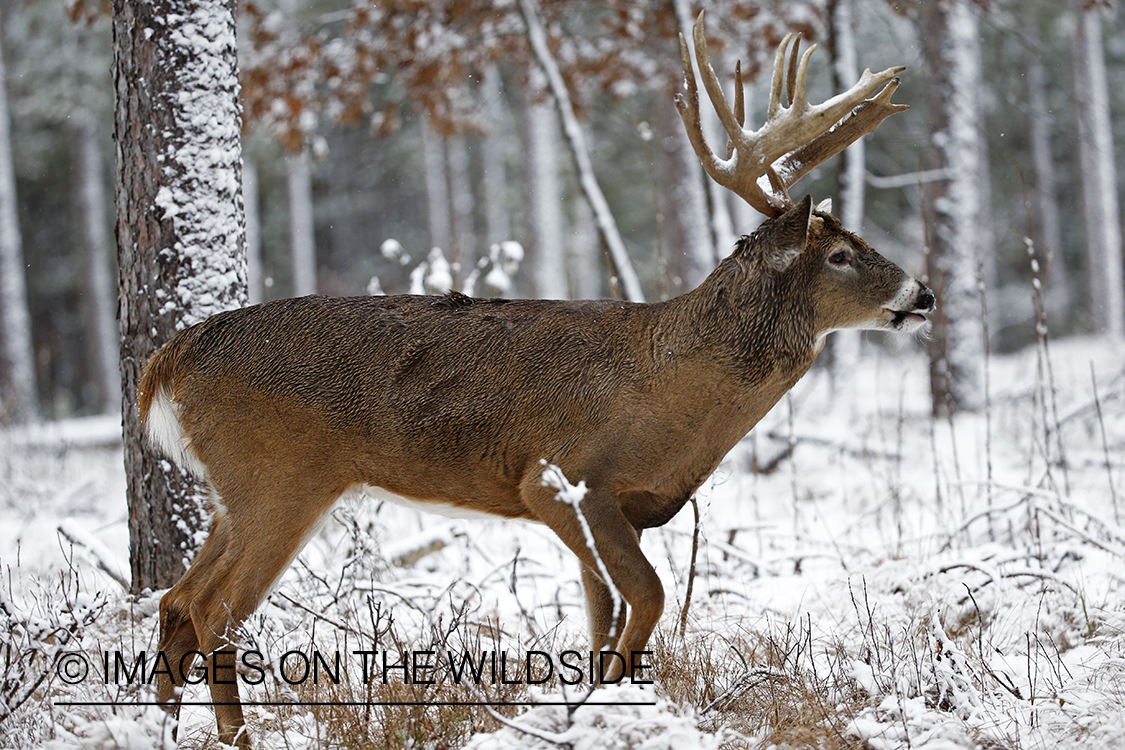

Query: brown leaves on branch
left=238, top=0, right=825, bottom=152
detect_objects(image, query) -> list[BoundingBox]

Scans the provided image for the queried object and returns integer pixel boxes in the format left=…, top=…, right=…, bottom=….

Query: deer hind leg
left=527, top=483, right=663, bottom=684
left=156, top=502, right=234, bottom=728
left=158, top=480, right=345, bottom=748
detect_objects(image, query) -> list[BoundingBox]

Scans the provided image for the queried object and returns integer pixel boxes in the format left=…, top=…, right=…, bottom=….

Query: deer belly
left=360, top=484, right=514, bottom=521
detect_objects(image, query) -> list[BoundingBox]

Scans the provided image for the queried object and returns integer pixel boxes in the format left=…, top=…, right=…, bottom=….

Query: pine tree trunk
left=0, top=18, right=39, bottom=424
left=1073, top=1, right=1124, bottom=336
left=114, top=0, right=247, bottom=593
left=919, top=0, right=987, bottom=417
left=75, top=112, right=119, bottom=414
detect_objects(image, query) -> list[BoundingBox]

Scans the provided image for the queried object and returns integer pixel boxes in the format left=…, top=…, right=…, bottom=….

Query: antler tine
left=674, top=30, right=719, bottom=176
left=727, top=59, right=745, bottom=159
left=691, top=11, right=747, bottom=148
left=768, top=33, right=793, bottom=120
left=786, top=34, right=801, bottom=108
left=790, top=42, right=818, bottom=114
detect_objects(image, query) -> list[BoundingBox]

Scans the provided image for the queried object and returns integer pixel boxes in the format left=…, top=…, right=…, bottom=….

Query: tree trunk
left=919, top=0, right=987, bottom=417
left=481, top=65, right=511, bottom=249
left=447, top=134, right=476, bottom=274
left=671, top=0, right=719, bottom=287
left=287, top=148, right=316, bottom=296
left=1073, top=0, right=1124, bottom=337
left=570, top=195, right=601, bottom=299
left=1026, top=49, right=1070, bottom=320
left=0, top=16, right=39, bottom=424
left=244, top=157, right=263, bottom=305
left=526, top=87, right=568, bottom=299
left=75, top=112, right=119, bottom=414
left=114, top=0, right=247, bottom=593
left=828, top=0, right=863, bottom=395
left=421, top=117, right=452, bottom=255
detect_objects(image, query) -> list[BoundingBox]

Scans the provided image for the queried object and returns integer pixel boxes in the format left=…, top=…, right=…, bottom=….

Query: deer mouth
left=885, top=309, right=929, bottom=329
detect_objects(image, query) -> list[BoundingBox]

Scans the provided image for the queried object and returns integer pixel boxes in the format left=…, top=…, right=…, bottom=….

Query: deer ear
left=815, top=197, right=833, bottom=214
left=762, top=195, right=813, bottom=272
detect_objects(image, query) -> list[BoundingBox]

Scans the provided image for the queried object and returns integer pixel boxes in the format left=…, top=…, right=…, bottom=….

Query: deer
left=138, top=12, right=932, bottom=747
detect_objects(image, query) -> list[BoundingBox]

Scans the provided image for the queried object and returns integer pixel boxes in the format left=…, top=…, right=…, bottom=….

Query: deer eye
left=829, top=250, right=851, bottom=266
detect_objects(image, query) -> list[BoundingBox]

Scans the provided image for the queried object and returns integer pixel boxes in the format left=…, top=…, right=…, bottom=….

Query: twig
left=678, top=496, right=701, bottom=639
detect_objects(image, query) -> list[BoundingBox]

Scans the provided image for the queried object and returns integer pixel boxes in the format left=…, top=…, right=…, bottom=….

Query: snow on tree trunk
left=287, top=148, right=316, bottom=296
left=0, top=19, right=39, bottom=424
left=243, top=157, right=263, bottom=305
left=114, top=0, right=247, bottom=592
left=1026, top=49, right=1071, bottom=320
left=1073, top=1, right=1124, bottom=337
left=526, top=83, right=568, bottom=300
left=920, top=0, right=987, bottom=417
left=420, top=117, right=452, bottom=256
left=75, top=112, right=119, bottom=415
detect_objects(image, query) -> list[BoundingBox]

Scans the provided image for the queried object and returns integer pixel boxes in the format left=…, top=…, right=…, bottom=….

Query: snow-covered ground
left=2, top=335, right=1124, bottom=749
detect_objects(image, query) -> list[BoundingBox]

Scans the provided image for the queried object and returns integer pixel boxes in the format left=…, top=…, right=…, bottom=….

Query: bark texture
left=114, top=0, right=247, bottom=592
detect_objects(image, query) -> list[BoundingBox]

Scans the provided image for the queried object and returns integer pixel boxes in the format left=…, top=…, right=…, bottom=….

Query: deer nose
left=916, top=287, right=935, bottom=312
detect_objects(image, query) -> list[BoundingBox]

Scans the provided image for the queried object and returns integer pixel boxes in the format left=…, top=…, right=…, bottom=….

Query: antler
left=674, top=10, right=908, bottom=218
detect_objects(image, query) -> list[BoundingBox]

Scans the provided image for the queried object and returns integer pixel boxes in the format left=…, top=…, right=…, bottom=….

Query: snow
left=157, top=0, right=247, bottom=328
left=2, top=335, right=1124, bottom=748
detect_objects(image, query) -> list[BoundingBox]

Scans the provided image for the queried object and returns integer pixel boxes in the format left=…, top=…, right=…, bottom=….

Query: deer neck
left=660, top=261, right=823, bottom=427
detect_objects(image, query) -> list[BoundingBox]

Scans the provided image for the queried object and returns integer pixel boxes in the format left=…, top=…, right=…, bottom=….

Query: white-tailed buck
left=140, top=12, right=932, bottom=747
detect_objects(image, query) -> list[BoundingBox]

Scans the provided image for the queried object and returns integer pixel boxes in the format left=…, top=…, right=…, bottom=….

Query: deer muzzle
left=884, top=280, right=936, bottom=332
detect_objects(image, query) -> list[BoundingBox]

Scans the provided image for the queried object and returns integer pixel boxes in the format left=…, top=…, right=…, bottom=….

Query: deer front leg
left=526, top=481, right=663, bottom=683
left=582, top=563, right=628, bottom=653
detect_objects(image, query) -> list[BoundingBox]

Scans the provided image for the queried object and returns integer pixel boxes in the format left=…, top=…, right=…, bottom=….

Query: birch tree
left=114, top=0, right=247, bottom=591
left=918, top=0, right=988, bottom=416
left=287, top=148, right=316, bottom=296
left=828, top=0, right=863, bottom=393
left=0, top=14, right=38, bottom=423
left=75, top=112, right=119, bottom=414
left=1073, top=0, right=1124, bottom=336
left=526, top=81, right=569, bottom=299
